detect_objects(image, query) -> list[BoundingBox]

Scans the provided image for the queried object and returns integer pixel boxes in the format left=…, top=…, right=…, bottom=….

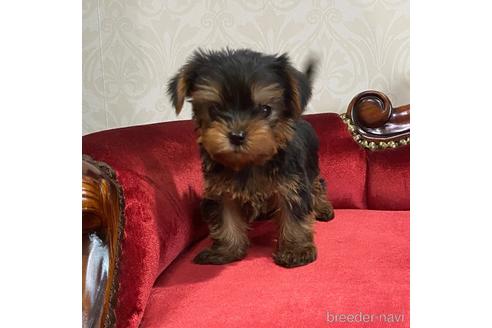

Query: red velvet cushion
left=366, top=146, right=410, bottom=210
left=83, top=120, right=208, bottom=328
left=305, top=113, right=367, bottom=209
left=140, top=210, right=409, bottom=328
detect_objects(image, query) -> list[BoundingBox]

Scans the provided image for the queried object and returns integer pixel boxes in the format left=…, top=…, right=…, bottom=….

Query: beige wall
left=83, top=0, right=409, bottom=135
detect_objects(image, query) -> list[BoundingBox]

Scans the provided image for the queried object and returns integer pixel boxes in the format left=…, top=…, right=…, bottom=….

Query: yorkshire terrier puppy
left=167, top=49, right=334, bottom=268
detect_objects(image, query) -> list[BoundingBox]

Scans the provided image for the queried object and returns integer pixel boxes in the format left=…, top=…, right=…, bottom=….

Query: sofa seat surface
left=140, top=209, right=409, bottom=328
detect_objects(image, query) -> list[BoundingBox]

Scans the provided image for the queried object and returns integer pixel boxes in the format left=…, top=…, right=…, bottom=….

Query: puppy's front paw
left=274, top=244, right=317, bottom=268
left=316, top=208, right=335, bottom=221
left=193, top=248, right=245, bottom=265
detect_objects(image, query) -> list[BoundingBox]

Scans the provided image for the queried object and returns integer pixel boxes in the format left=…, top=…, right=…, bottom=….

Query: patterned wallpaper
left=83, top=0, right=409, bottom=135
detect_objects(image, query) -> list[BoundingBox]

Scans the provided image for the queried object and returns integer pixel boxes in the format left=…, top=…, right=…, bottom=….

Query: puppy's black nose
left=229, top=131, right=246, bottom=146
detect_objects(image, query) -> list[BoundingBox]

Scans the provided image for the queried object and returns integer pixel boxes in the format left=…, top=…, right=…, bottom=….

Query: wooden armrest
left=340, top=90, right=410, bottom=150
left=83, top=155, right=124, bottom=328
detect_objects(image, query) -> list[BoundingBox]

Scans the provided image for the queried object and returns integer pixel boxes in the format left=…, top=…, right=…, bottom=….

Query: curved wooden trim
left=342, top=90, right=410, bottom=150
left=82, top=156, right=124, bottom=328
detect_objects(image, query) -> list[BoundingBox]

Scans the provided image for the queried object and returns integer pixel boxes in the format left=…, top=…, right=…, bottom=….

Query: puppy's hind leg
left=193, top=196, right=249, bottom=265
left=313, top=176, right=335, bottom=222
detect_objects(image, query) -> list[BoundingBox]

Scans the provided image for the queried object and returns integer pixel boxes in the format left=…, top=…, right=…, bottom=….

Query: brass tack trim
left=339, top=113, right=410, bottom=151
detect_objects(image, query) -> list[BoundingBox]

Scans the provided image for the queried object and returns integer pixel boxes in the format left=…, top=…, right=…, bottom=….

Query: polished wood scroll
left=341, top=90, right=410, bottom=150
left=83, top=156, right=123, bottom=328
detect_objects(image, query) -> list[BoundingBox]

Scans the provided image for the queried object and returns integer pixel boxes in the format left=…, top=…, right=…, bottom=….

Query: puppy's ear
left=167, top=66, right=192, bottom=115
left=167, top=50, right=207, bottom=115
left=274, top=53, right=316, bottom=118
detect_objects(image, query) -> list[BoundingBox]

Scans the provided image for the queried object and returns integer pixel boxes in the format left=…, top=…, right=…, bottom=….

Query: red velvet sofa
left=82, top=91, right=410, bottom=328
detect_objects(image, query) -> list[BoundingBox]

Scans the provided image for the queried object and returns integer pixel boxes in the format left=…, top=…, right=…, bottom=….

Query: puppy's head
left=167, top=49, right=315, bottom=171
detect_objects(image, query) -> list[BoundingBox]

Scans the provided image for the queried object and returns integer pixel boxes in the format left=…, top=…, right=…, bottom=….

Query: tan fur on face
left=192, top=82, right=222, bottom=104
left=200, top=120, right=231, bottom=159
left=251, top=83, right=283, bottom=105
left=272, top=119, right=295, bottom=148
left=201, top=119, right=278, bottom=171
left=244, top=119, right=278, bottom=162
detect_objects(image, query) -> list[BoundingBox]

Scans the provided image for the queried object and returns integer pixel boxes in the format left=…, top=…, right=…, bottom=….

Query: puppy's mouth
left=209, top=147, right=273, bottom=171
left=200, top=122, right=278, bottom=171
left=231, top=144, right=246, bottom=153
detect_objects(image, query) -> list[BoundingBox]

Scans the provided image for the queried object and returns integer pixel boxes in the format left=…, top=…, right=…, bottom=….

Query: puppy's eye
left=259, top=105, right=272, bottom=117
